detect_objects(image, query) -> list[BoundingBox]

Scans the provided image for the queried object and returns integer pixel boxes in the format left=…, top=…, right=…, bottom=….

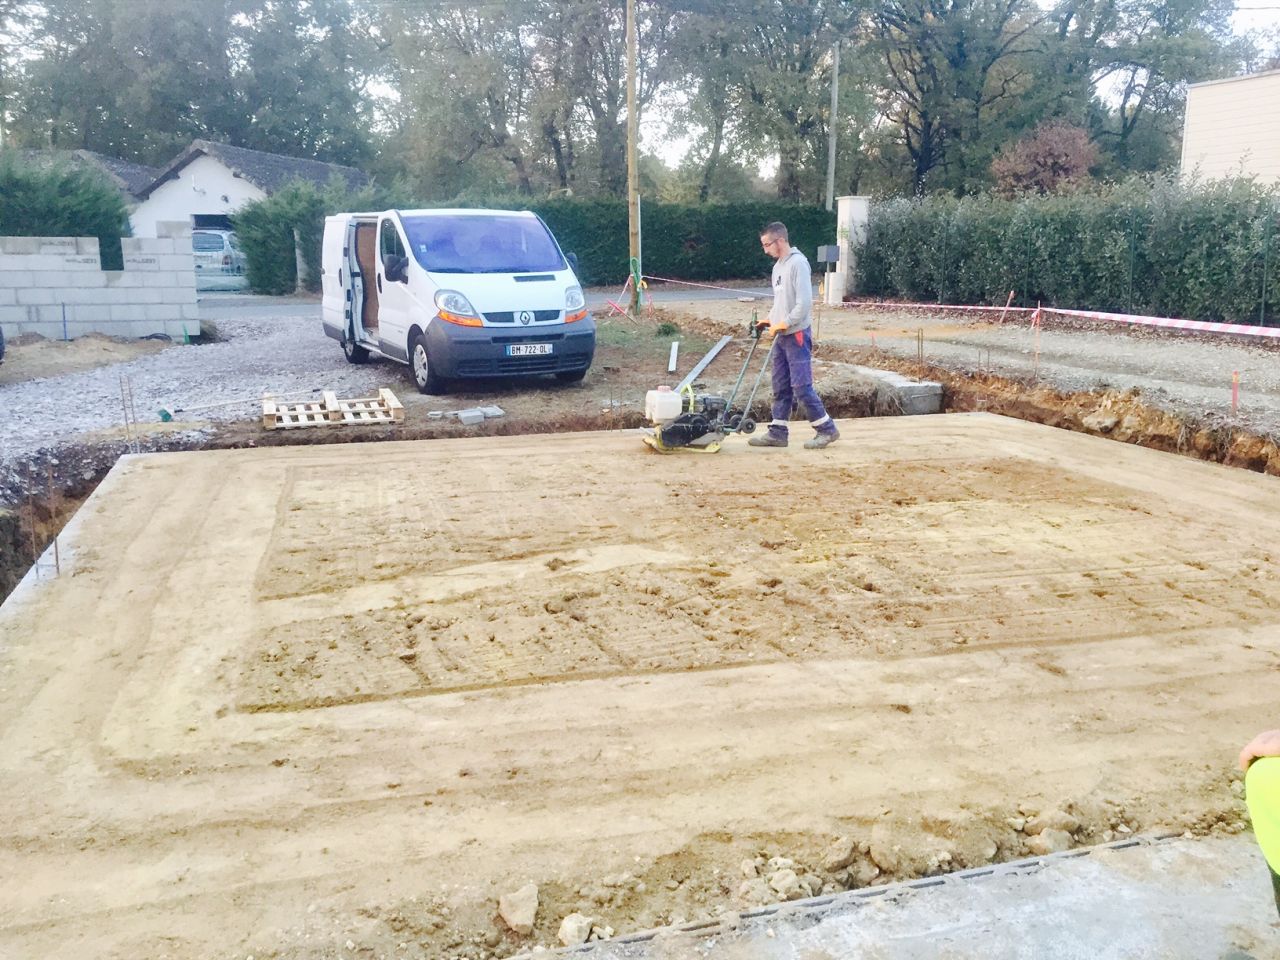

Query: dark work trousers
left=766, top=328, right=835, bottom=440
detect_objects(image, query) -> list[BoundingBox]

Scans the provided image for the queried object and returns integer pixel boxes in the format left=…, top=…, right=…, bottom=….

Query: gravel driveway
left=0, top=309, right=396, bottom=473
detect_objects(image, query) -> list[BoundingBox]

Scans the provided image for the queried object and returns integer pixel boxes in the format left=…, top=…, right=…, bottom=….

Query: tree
left=0, top=150, right=129, bottom=267
left=389, top=3, right=541, bottom=196
left=6, top=0, right=378, bottom=167
left=991, top=121, right=1099, bottom=195
left=231, top=0, right=380, bottom=167
left=1091, top=0, right=1237, bottom=170
left=874, top=0, right=1053, bottom=194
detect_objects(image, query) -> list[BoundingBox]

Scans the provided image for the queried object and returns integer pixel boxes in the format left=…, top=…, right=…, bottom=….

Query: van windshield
left=401, top=214, right=566, bottom=274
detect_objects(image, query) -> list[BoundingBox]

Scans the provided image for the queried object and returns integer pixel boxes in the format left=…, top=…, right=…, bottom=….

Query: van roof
left=398, top=208, right=536, bottom=218
left=328, top=208, right=539, bottom=221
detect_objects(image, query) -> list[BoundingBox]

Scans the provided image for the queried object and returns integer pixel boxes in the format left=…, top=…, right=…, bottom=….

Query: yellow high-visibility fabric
left=1247, top=757, right=1280, bottom=871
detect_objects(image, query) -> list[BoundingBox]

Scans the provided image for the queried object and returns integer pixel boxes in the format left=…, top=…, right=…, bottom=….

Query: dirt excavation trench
left=1, top=414, right=1277, bottom=959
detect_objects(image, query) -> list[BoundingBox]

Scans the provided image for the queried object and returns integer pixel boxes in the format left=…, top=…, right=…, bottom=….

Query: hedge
left=532, top=199, right=834, bottom=286
left=234, top=187, right=835, bottom=293
left=857, top=177, right=1280, bottom=325
left=0, top=152, right=130, bottom=270
left=233, top=178, right=400, bottom=294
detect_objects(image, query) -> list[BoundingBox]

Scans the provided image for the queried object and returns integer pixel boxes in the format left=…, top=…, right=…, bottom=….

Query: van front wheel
left=342, top=336, right=369, bottom=364
left=411, top=333, right=445, bottom=394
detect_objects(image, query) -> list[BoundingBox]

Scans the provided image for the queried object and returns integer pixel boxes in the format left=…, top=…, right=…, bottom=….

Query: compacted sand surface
left=0, top=414, right=1275, bottom=958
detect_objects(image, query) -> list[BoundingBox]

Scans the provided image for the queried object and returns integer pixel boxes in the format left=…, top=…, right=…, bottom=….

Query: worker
left=1239, top=729, right=1280, bottom=916
left=749, top=221, right=840, bottom=450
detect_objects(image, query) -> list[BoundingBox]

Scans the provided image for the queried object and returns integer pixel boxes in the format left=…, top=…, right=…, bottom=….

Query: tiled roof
left=138, top=140, right=369, bottom=199
left=14, top=149, right=160, bottom=200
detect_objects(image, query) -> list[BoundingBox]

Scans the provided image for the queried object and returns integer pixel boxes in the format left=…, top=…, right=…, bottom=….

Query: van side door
left=376, top=216, right=413, bottom=361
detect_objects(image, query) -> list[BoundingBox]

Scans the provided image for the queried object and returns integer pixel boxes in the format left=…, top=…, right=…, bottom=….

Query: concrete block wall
left=0, top=226, right=200, bottom=341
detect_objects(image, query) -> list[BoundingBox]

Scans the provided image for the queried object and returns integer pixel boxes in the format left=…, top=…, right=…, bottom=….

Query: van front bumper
left=426, top=315, right=596, bottom=378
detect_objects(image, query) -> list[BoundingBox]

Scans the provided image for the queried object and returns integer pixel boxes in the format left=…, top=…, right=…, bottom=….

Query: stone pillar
left=828, top=195, right=870, bottom=305
left=294, top=228, right=309, bottom=293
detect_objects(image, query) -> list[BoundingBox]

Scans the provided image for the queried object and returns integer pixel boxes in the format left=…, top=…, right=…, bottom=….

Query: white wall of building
left=130, top=154, right=267, bottom=238
left=1181, top=70, right=1280, bottom=185
left=0, top=223, right=199, bottom=340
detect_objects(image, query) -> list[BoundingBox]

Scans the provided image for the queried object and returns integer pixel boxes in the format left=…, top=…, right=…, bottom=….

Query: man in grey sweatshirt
left=749, top=221, right=840, bottom=449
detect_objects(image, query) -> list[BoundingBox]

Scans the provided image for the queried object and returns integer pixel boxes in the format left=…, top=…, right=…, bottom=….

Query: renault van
left=321, top=208, right=595, bottom=394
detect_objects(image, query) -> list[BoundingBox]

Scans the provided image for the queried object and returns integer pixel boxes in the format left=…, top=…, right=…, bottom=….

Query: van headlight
left=565, top=286, right=585, bottom=311
left=435, top=290, right=479, bottom=316
left=434, top=290, right=484, bottom=327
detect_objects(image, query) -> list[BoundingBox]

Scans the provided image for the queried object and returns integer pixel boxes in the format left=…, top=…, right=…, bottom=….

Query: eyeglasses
left=761, top=238, right=778, bottom=250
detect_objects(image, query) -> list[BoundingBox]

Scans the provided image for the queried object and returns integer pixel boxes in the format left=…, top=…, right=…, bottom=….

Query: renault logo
left=519, top=311, right=533, bottom=325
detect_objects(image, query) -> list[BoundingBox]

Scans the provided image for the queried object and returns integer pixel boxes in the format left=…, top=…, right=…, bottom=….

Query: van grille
left=484, top=309, right=562, bottom=324
left=490, top=333, right=565, bottom=344
left=455, top=355, right=589, bottom=377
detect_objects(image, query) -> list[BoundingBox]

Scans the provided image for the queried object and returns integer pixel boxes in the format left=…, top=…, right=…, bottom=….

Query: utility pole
left=626, top=0, right=641, bottom=313
left=825, top=40, right=840, bottom=212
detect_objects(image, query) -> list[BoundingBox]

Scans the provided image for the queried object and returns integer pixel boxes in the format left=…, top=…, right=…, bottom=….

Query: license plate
left=507, top=343, right=553, bottom=356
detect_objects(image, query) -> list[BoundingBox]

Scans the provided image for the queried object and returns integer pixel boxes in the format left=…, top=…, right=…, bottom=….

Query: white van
left=321, top=208, right=595, bottom=393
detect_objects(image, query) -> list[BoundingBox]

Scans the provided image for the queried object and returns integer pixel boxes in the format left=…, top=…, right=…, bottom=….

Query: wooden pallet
left=262, top=388, right=404, bottom=430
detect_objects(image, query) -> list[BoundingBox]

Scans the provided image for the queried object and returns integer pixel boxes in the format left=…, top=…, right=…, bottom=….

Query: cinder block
left=37, top=238, right=79, bottom=255
left=98, top=288, right=142, bottom=306
left=180, top=303, right=202, bottom=321
left=28, top=271, right=73, bottom=289
left=122, top=238, right=172, bottom=256
left=159, top=286, right=197, bottom=304
left=0, top=270, right=34, bottom=288
left=32, top=274, right=102, bottom=293
left=0, top=304, right=34, bottom=324
left=0, top=256, right=38, bottom=271
left=142, top=304, right=178, bottom=321
left=174, top=270, right=196, bottom=288
left=71, top=305, right=112, bottom=324
left=33, top=304, right=68, bottom=324
left=140, top=271, right=178, bottom=288
left=158, top=254, right=194, bottom=272
left=60, top=288, right=112, bottom=305
left=130, top=288, right=163, bottom=304
left=16, top=288, right=55, bottom=305
left=0, top=288, right=14, bottom=305
left=0, top=237, right=40, bottom=255
left=123, top=255, right=162, bottom=271
left=110, top=304, right=142, bottom=322
left=75, top=237, right=101, bottom=256
left=35, top=271, right=98, bottom=289
left=111, top=273, right=147, bottom=289
left=59, top=255, right=102, bottom=271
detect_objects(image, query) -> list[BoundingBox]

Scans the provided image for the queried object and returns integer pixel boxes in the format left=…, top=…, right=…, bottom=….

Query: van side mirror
left=567, top=251, right=579, bottom=274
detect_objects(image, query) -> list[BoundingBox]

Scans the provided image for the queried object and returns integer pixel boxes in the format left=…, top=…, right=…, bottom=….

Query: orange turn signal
left=438, top=310, right=484, bottom=327
left=565, top=309, right=588, bottom=323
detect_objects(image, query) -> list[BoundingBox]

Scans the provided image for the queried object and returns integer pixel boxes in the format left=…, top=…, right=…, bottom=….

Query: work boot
left=748, top=433, right=788, bottom=448
left=804, top=427, right=839, bottom=450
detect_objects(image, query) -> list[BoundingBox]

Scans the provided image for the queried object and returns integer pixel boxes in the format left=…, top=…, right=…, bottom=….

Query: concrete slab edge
left=847, top=364, right=943, bottom=415
left=512, top=832, right=1183, bottom=958
left=0, top=452, right=143, bottom=622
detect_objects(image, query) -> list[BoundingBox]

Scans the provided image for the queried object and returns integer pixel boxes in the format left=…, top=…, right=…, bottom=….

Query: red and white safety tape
left=840, top=300, right=1280, bottom=339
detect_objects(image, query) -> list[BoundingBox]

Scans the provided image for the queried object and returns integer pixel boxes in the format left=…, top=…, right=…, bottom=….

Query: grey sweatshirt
left=767, top=247, right=813, bottom=335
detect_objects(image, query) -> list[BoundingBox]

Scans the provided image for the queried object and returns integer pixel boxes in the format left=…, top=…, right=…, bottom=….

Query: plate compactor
left=642, top=317, right=775, bottom=454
